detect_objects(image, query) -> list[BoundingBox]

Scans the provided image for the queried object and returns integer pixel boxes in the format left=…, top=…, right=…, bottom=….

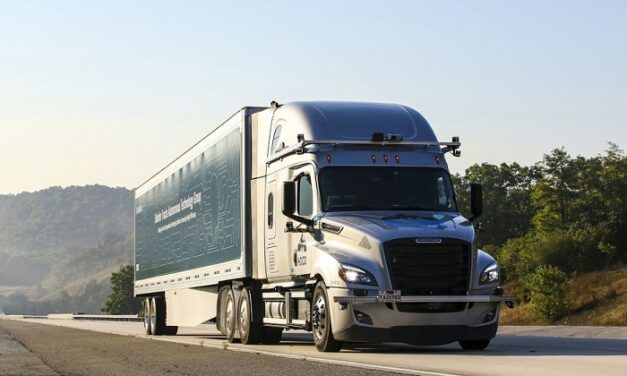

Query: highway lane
left=3, top=317, right=626, bottom=376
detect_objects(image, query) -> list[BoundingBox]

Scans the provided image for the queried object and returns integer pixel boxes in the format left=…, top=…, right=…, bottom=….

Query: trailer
left=134, top=101, right=513, bottom=351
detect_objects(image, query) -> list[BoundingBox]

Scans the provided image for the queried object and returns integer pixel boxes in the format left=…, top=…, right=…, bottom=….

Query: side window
left=297, top=175, right=313, bottom=216
left=436, top=177, right=450, bottom=208
left=267, top=193, right=274, bottom=228
left=270, top=125, right=282, bottom=155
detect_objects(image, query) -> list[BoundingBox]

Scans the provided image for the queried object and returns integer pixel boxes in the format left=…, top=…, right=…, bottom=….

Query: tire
left=311, top=282, right=343, bottom=352
left=238, top=287, right=263, bottom=344
left=143, top=298, right=152, bottom=335
left=262, top=327, right=283, bottom=344
left=459, top=339, right=491, bottom=350
left=224, top=288, right=237, bottom=343
left=152, top=296, right=178, bottom=336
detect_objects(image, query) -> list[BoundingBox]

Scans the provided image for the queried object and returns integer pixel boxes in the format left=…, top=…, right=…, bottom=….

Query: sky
left=1, top=1, right=626, bottom=194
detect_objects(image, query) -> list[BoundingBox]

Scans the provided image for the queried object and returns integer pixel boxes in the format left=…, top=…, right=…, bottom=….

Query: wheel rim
left=239, top=298, right=249, bottom=337
left=143, top=299, right=150, bottom=331
left=312, top=294, right=327, bottom=341
left=150, top=298, right=156, bottom=333
left=225, top=295, right=234, bottom=337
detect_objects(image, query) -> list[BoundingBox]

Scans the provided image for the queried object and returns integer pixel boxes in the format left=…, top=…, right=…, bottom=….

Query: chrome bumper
left=333, top=294, right=516, bottom=308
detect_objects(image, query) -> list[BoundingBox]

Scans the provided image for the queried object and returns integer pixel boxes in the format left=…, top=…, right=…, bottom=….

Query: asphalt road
left=1, top=317, right=626, bottom=376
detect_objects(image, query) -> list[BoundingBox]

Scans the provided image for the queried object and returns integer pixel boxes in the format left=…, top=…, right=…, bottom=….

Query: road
left=1, top=317, right=626, bottom=376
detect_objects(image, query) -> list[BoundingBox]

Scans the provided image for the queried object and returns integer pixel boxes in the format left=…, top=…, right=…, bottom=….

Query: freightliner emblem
left=415, top=237, right=442, bottom=244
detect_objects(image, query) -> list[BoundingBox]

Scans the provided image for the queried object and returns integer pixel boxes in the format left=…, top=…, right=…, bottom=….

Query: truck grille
left=384, top=238, right=471, bottom=295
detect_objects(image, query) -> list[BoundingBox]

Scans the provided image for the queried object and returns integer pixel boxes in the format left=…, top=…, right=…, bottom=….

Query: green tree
left=102, top=265, right=141, bottom=314
left=453, top=162, right=541, bottom=250
left=524, top=265, right=572, bottom=322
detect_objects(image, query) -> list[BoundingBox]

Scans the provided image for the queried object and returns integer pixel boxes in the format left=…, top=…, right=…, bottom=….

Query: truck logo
left=293, top=235, right=308, bottom=267
left=415, top=237, right=442, bottom=244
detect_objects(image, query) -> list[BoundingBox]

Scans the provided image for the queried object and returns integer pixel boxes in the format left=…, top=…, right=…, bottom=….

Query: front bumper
left=327, top=288, right=512, bottom=345
left=334, top=293, right=515, bottom=306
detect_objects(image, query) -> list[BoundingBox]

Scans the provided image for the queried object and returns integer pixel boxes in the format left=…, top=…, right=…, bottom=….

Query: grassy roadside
left=500, top=266, right=627, bottom=325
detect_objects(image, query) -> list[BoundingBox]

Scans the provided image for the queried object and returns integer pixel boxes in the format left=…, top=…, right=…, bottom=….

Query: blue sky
left=1, top=1, right=626, bottom=194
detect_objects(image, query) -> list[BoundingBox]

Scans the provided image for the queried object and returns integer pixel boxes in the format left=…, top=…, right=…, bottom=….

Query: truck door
left=286, top=165, right=317, bottom=278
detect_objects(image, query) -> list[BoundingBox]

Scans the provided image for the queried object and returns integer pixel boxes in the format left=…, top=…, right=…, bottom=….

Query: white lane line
left=8, top=318, right=461, bottom=376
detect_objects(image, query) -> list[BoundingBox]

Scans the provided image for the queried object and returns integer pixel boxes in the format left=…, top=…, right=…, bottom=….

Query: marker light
left=395, top=155, right=400, bottom=163
left=371, top=155, right=376, bottom=163
left=383, top=155, right=388, bottom=164
left=326, top=154, right=332, bottom=164
left=435, top=155, right=441, bottom=165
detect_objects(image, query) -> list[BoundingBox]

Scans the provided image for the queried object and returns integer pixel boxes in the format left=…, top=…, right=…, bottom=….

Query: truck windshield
left=318, top=167, right=457, bottom=212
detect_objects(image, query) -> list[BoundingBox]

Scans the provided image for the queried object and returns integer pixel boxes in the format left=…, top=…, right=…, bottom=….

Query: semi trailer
left=134, top=101, right=514, bottom=352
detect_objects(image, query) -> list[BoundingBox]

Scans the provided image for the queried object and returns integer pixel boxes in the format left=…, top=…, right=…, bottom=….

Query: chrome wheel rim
left=239, top=298, right=249, bottom=337
left=225, top=295, right=234, bottom=337
left=312, top=295, right=327, bottom=341
left=143, top=299, right=150, bottom=331
left=149, top=299, right=156, bottom=333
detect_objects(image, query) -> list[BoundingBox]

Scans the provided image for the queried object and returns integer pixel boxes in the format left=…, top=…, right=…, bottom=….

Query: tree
left=524, top=265, right=572, bottom=322
left=102, top=265, right=142, bottom=314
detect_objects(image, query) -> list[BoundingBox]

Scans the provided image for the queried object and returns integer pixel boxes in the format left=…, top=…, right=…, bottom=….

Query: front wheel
left=459, top=339, right=491, bottom=350
left=311, top=282, right=343, bottom=352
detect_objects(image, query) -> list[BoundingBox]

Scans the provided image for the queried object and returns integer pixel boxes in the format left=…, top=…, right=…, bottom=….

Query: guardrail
left=3, top=313, right=142, bottom=322
left=72, top=314, right=141, bottom=322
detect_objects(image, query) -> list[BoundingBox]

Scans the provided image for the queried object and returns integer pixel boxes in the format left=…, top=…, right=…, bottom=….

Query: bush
left=524, top=265, right=572, bottom=322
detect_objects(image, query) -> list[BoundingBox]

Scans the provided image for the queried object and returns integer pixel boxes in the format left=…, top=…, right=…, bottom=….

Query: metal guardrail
left=71, top=314, right=141, bottom=322
left=2, top=313, right=142, bottom=322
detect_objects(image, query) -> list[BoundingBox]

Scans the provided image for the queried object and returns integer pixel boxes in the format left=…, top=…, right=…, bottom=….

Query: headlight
left=479, top=263, right=499, bottom=285
left=338, top=264, right=378, bottom=286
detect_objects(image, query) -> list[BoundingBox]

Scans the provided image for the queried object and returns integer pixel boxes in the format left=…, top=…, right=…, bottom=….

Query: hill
left=0, top=185, right=133, bottom=314
left=500, top=266, right=627, bottom=326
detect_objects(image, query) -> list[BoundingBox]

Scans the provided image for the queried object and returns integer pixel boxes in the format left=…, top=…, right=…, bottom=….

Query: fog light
left=354, top=310, right=373, bottom=325
left=484, top=309, right=496, bottom=323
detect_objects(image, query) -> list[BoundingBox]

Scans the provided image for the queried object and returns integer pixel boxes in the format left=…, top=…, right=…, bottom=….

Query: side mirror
left=470, top=183, right=483, bottom=221
left=282, top=181, right=296, bottom=216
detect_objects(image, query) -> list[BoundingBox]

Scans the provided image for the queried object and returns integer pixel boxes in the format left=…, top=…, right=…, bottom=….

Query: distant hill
left=0, top=185, right=134, bottom=314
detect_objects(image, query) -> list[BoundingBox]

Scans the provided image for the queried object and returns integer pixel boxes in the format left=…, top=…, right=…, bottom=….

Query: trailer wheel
left=224, top=288, right=237, bottom=343
left=143, top=298, right=152, bottom=335
left=312, top=282, right=343, bottom=352
left=459, top=339, right=491, bottom=350
left=262, top=327, right=283, bottom=344
left=149, top=297, right=159, bottom=335
left=238, top=287, right=263, bottom=344
left=151, top=296, right=178, bottom=335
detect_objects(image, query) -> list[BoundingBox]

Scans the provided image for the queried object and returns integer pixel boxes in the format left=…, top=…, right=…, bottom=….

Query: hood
left=320, top=211, right=474, bottom=244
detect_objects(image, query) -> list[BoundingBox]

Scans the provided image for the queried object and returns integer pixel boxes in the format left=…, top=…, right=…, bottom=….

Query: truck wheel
left=312, top=282, right=343, bottom=352
left=152, top=296, right=178, bottom=335
left=224, top=288, right=237, bottom=343
left=262, top=327, right=283, bottom=344
left=459, top=339, right=491, bottom=350
left=238, top=287, right=263, bottom=344
left=143, top=298, right=152, bottom=335
left=149, top=297, right=159, bottom=335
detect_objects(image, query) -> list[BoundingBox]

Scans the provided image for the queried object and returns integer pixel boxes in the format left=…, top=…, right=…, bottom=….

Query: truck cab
left=251, top=102, right=512, bottom=351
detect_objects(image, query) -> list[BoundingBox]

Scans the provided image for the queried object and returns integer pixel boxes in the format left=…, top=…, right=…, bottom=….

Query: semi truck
left=134, top=101, right=514, bottom=352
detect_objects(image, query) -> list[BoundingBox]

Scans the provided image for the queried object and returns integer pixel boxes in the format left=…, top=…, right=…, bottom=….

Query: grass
left=500, top=265, right=627, bottom=325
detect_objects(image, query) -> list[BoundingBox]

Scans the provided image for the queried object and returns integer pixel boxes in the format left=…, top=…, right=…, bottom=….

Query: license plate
left=377, top=290, right=401, bottom=303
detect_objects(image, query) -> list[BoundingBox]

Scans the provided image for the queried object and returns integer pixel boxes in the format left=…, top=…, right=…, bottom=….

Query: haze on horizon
left=1, top=1, right=626, bottom=195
